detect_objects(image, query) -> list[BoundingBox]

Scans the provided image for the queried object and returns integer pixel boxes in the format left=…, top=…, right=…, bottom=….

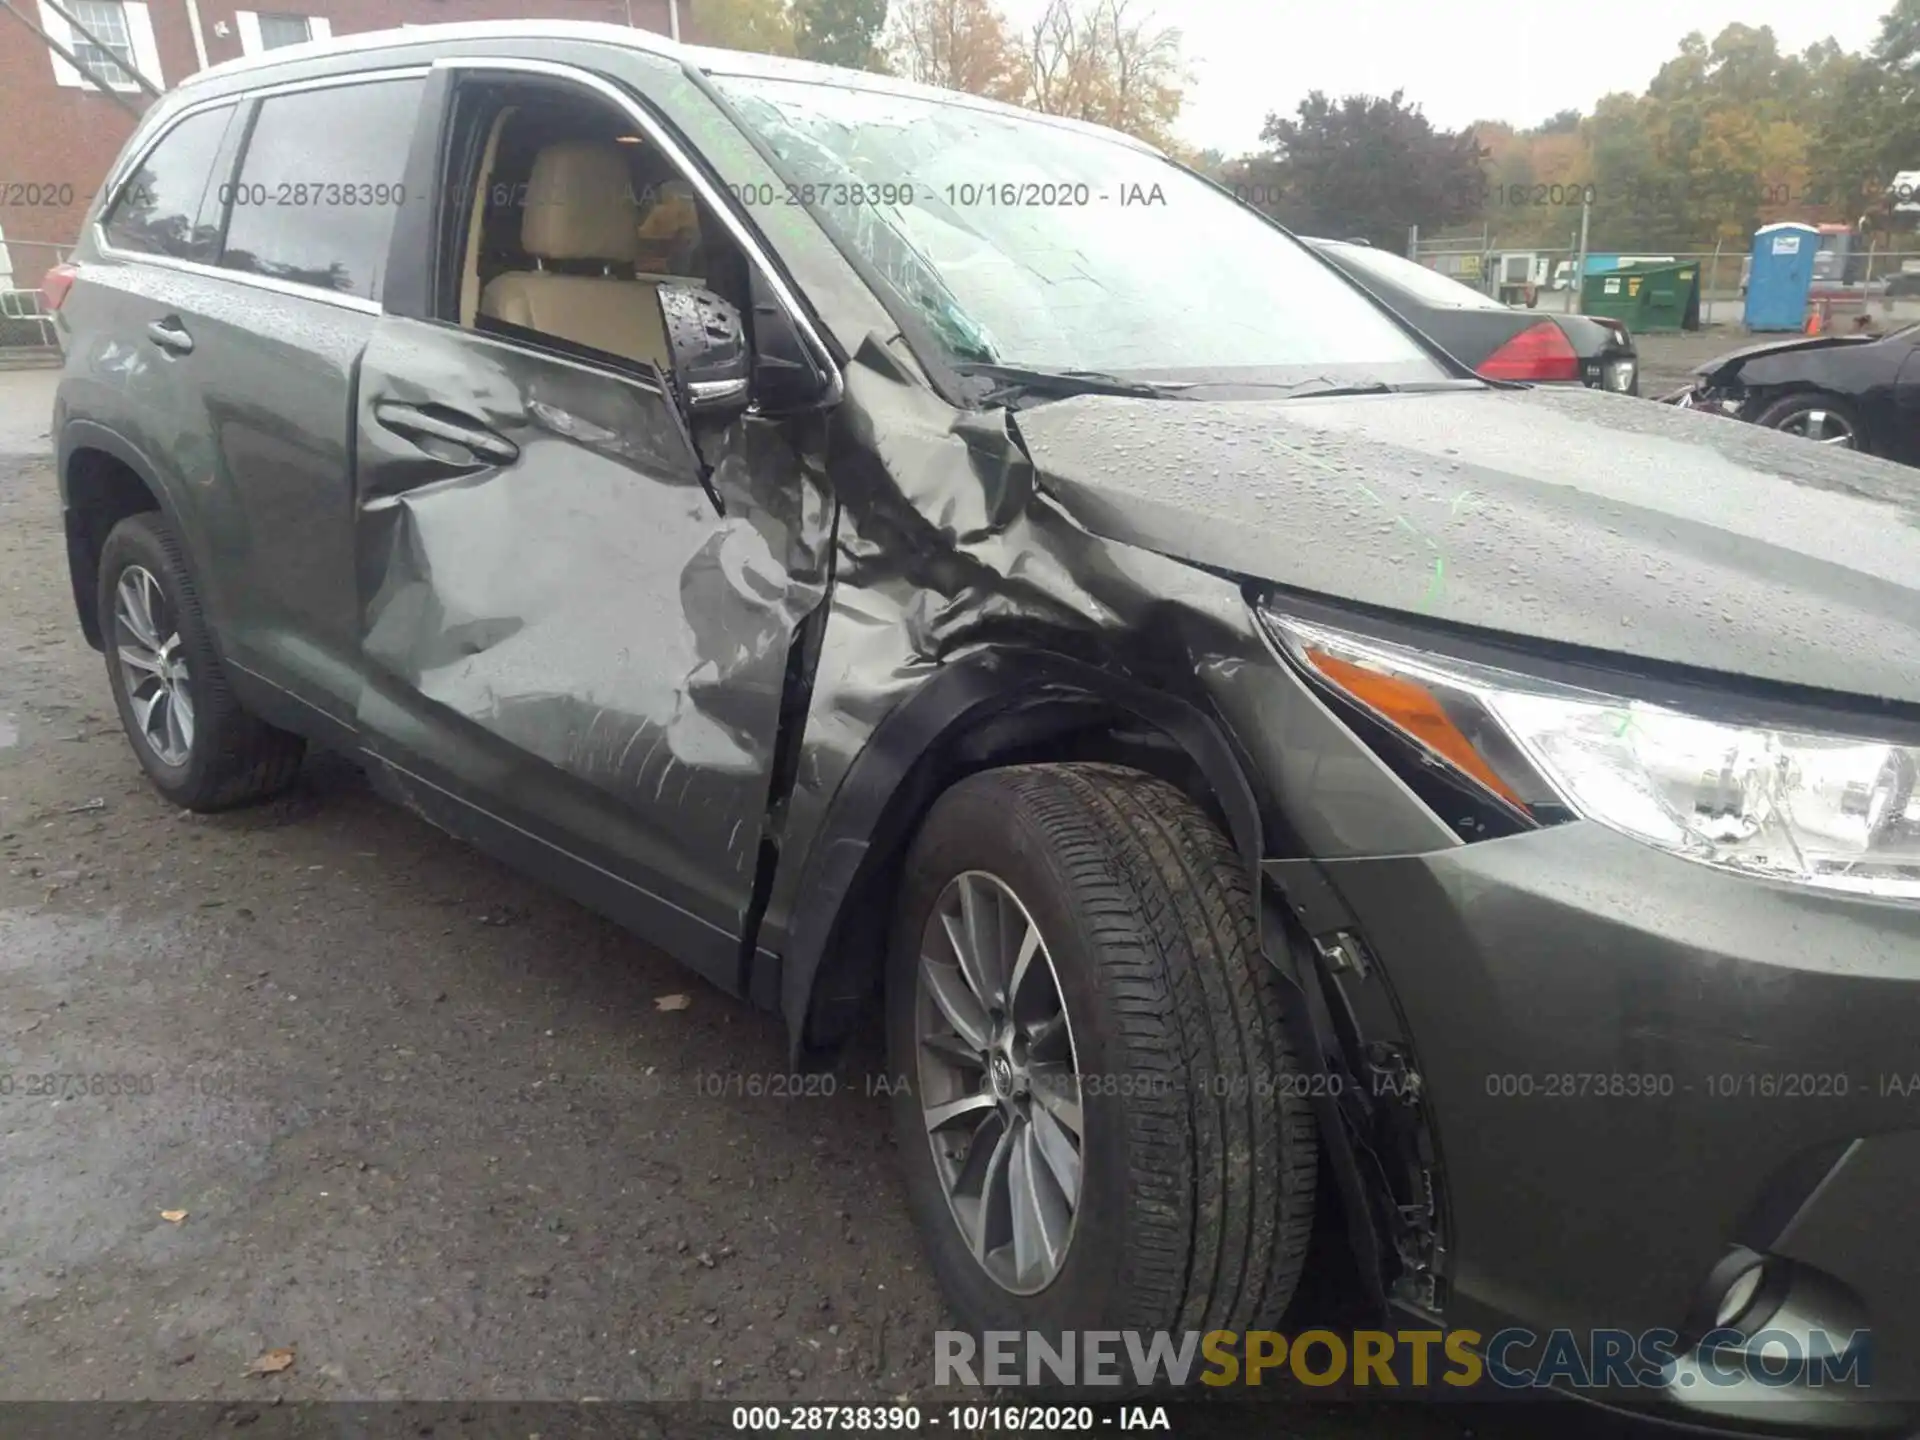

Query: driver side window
left=440, top=75, right=750, bottom=381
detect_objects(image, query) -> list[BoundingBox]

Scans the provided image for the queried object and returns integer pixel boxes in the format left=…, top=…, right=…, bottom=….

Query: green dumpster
left=1579, top=261, right=1702, bottom=332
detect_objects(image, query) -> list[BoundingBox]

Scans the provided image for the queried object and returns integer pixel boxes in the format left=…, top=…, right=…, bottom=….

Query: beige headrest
left=521, top=141, right=641, bottom=262
left=636, top=180, right=699, bottom=242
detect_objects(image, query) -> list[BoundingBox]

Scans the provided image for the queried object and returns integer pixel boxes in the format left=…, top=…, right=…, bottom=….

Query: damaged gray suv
left=46, top=20, right=1920, bottom=1431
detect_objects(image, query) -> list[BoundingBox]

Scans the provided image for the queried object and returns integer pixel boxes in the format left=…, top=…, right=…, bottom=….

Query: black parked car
left=43, top=22, right=1920, bottom=1429
left=1307, top=238, right=1640, bottom=393
left=1665, top=324, right=1920, bottom=461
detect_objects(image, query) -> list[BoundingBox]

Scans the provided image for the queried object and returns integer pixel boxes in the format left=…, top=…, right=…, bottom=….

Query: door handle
left=372, top=400, right=519, bottom=465
left=146, top=319, right=193, bottom=355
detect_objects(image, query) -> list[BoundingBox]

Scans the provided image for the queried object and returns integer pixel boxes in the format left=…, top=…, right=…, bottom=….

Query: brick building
left=0, top=0, right=680, bottom=290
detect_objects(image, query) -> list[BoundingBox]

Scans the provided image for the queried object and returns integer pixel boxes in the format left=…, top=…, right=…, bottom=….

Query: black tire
left=1749, top=391, right=1862, bottom=450
left=887, top=763, right=1317, bottom=1356
left=97, top=511, right=305, bottom=810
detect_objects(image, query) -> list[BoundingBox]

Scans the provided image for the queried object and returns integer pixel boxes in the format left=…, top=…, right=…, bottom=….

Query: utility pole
left=184, top=0, right=208, bottom=71
left=1573, top=194, right=1591, bottom=314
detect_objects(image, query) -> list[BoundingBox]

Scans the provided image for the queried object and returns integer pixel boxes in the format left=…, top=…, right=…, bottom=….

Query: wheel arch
left=780, top=649, right=1401, bottom=1318
left=778, top=649, right=1266, bottom=1062
left=59, top=421, right=182, bottom=650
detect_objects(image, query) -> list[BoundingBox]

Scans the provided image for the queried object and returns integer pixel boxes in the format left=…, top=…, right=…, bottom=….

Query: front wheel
left=886, top=763, right=1317, bottom=1348
left=1750, top=392, right=1861, bottom=449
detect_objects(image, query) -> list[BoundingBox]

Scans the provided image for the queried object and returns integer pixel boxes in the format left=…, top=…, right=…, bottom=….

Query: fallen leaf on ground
left=246, top=1347, right=295, bottom=1375
left=159, top=1210, right=187, bottom=1224
left=654, top=993, right=691, bottom=1012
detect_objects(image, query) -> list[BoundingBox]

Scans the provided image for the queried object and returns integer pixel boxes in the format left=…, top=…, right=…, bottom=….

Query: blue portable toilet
left=1744, top=222, right=1818, bottom=331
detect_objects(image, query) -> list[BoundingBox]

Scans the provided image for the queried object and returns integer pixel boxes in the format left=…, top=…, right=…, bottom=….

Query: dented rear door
left=350, top=319, right=829, bottom=990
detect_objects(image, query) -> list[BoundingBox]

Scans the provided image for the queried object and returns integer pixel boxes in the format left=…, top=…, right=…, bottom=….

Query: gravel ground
left=1630, top=310, right=1920, bottom=397
left=0, top=365, right=1669, bottom=1439
left=1631, top=326, right=1761, bottom=397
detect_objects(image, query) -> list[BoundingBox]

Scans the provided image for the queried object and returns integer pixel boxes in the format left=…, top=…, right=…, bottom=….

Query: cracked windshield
left=713, top=75, right=1445, bottom=382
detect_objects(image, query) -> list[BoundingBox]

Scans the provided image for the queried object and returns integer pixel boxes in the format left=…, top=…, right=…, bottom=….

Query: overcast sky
left=999, top=0, right=1888, bottom=154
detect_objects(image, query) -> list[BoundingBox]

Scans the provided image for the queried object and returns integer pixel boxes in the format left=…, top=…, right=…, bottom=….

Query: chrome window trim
left=430, top=55, right=843, bottom=406
left=176, top=20, right=680, bottom=91
left=384, top=314, right=679, bottom=415
left=221, top=62, right=432, bottom=98
left=95, top=67, right=430, bottom=313
left=87, top=246, right=384, bottom=315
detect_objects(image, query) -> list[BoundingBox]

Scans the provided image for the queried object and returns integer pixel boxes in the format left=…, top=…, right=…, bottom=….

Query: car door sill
left=225, top=658, right=360, bottom=752
left=360, top=751, right=751, bottom=1000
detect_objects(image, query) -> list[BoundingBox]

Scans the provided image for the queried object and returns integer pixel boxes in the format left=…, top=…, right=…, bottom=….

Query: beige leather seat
left=479, top=141, right=671, bottom=369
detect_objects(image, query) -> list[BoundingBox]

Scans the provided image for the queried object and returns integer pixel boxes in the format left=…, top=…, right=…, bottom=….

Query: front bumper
left=1313, top=819, right=1920, bottom=1433
left=1662, top=381, right=1741, bottom=410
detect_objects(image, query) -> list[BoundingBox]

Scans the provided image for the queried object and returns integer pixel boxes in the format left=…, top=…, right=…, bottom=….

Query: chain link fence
left=1410, top=235, right=1920, bottom=327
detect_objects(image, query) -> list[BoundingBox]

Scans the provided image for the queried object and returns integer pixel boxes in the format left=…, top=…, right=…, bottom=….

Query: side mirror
left=657, top=283, right=750, bottom=418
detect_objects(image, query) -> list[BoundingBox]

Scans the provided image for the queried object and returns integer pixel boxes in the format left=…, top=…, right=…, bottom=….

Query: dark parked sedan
left=1665, top=324, right=1920, bottom=462
left=1307, top=237, right=1640, bottom=393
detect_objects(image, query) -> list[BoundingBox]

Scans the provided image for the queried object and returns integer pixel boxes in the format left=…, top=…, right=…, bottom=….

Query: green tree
left=793, top=0, right=890, bottom=69
left=888, top=0, right=1025, bottom=99
left=1246, top=90, right=1485, bottom=246
left=685, top=0, right=797, bottom=54
left=1190, top=146, right=1227, bottom=177
left=1023, top=0, right=1188, bottom=150
left=1582, top=93, right=1688, bottom=248
left=1815, top=0, right=1920, bottom=229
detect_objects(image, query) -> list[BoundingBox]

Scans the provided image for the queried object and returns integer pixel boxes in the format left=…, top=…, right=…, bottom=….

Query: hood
left=1016, top=383, right=1920, bottom=707
left=1695, top=332, right=1875, bottom=378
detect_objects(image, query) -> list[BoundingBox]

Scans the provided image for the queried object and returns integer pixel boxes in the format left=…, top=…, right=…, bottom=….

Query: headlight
left=1262, top=609, right=1920, bottom=899
left=1602, top=358, right=1637, bottom=393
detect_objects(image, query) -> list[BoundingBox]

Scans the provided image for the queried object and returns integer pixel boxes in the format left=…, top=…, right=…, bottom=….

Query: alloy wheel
left=1775, top=407, right=1856, bottom=446
left=113, top=564, right=195, bottom=767
left=915, top=871, right=1083, bottom=1295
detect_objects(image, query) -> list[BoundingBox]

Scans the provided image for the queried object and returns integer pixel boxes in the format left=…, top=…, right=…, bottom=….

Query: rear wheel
left=886, top=763, right=1317, bottom=1352
left=1751, top=392, right=1861, bottom=449
left=98, top=512, right=306, bottom=811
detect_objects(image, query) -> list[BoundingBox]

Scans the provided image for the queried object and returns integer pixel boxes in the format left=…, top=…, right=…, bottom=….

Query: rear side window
left=220, top=76, right=425, bottom=300
left=102, top=104, right=234, bottom=261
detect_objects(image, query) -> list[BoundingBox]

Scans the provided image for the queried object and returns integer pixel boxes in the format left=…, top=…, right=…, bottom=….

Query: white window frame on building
left=234, top=10, right=332, bottom=54
left=36, top=0, right=163, bottom=91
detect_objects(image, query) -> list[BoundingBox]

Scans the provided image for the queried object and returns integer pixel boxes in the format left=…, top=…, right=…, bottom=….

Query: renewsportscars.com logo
left=934, top=1327, right=1872, bottom=1391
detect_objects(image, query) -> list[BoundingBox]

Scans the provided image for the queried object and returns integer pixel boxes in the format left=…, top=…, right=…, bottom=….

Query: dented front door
left=350, top=319, right=831, bottom=986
